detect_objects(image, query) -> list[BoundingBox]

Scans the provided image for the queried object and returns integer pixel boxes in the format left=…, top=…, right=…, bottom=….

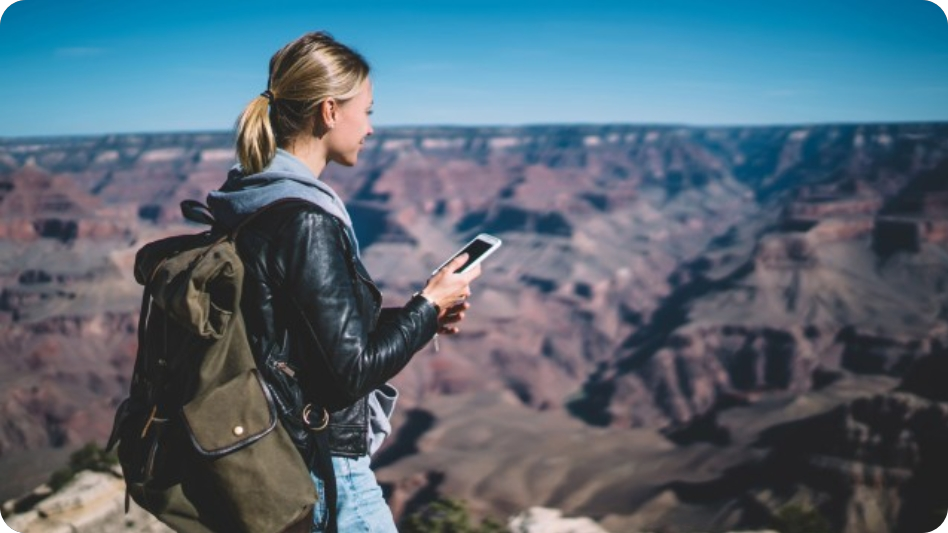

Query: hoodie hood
left=206, top=148, right=359, bottom=254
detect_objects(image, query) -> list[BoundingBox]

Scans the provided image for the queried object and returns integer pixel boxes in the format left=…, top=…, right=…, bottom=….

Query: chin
left=331, top=154, right=359, bottom=167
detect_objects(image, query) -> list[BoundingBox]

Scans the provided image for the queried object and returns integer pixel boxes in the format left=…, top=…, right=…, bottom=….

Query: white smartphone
left=432, top=233, right=503, bottom=275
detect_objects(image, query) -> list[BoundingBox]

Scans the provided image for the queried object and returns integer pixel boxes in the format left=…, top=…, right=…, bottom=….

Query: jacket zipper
left=274, top=361, right=296, bottom=378
left=354, top=267, right=382, bottom=324
left=338, top=219, right=383, bottom=324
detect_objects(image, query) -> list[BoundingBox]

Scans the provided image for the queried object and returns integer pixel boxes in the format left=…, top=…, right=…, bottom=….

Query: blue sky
left=0, top=0, right=946, bottom=137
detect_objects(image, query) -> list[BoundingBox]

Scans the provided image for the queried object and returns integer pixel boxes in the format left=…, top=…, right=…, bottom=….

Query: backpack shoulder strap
left=229, top=198, right=316, bottom=238
left=178, top=198, right=316, bottom=241
left=180, top=200, right=216, bottom=226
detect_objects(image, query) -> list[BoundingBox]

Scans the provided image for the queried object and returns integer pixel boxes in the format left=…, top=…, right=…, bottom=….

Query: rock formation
left=3, top=469, right=171, bottom=533
left=0, top=123, right=946, bottom=532
left=508, top=507, right=614, bottom=533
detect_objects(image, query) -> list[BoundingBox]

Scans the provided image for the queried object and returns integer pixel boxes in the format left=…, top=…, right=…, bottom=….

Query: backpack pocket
left=180, top=367, right=317, bottom=533
left=181, top=368, right=277, bottom=456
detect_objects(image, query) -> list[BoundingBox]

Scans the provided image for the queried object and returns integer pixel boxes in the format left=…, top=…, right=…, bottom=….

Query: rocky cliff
left=653, top=350, right=948, bottom=533
left=0, top=123, right=946, bottom=532
left=2, top=469, right=171, bottom=533
left=1, top=467, right=779, bottom=533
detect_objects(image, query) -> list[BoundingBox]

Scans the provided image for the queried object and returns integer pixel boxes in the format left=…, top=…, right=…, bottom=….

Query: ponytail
left=235, top=94, right=277, bottom=175
left=234, top=32, right=370, bottom=175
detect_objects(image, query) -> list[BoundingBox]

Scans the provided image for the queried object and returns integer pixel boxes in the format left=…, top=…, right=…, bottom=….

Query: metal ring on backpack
left=302, top=403, right=330, bottom=432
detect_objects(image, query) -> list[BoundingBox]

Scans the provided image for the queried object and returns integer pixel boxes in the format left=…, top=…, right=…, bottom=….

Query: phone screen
left=453, top=239, right=493, bottom=272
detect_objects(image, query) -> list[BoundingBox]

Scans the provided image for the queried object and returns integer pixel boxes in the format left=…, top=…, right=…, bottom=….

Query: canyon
left=0, top=123, right=946, bottom=532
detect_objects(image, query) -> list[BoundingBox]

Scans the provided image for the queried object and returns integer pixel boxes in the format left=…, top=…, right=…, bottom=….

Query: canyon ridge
left=0, top=123, right=946, bottom=532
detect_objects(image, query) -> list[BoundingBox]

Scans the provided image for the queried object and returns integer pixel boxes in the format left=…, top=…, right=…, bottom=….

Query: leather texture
left=233, top=200, right=439, bottom=458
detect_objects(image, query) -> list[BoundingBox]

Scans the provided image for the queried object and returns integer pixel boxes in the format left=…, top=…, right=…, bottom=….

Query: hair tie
left=260, top=90, right=275, bottom=104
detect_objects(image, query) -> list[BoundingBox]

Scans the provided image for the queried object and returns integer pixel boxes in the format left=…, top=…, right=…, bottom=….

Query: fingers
left=461, top=263, right=482, bottom=281
left=437, top=301, right=469, bottom=336
left=431, top=255, right=481, bottom=288
left=423, top=253, right=483, bottom=315
left=444, top=301, right=469, bottom=314
left=439, top=302, right=468, bottom=322
left=440, top=311, right=465, bottom=324
left=445, top=253, right=469, bottom=274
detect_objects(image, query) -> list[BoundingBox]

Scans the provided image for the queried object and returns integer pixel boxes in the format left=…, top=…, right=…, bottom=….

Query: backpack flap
left=181, top=369, right=278, bottom=457
left=134, top=232, right=215, bottom=286
left=139, top=238, right=241, bottom=340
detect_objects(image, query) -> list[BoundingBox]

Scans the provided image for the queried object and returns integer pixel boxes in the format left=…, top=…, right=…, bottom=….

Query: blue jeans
left=311, top=455, right=399, bottom=532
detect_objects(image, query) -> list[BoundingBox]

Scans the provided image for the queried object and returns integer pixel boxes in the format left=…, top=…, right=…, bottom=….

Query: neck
left=284, top=135, right=329, bottom=178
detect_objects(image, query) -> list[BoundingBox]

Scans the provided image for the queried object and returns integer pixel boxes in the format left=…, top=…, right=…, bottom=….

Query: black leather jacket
left=232, top=200, right=438, bottom=458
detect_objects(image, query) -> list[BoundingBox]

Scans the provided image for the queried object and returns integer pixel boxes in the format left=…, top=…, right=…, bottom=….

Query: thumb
left=447, top=253, right=470, bottom=272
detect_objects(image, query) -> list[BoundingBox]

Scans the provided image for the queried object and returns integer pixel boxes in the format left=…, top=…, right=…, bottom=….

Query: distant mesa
left=1, top=123, right=947, bottom=532
left=456, top=205, right=573, bottom=237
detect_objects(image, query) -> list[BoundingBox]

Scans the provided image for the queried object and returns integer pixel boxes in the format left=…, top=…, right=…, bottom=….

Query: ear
left=320, top=98, right=337, bottom=129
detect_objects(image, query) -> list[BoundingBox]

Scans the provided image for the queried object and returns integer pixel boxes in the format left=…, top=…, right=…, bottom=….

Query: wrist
left=412, top=291, right=441, bottom=316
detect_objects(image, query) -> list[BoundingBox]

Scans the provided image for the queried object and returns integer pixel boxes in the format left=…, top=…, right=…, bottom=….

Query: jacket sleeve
left=275, top=206, right=439, bottom=404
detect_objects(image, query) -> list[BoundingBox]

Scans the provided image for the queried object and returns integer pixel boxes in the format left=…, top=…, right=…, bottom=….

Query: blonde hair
left=235, top=31, right=370, bottom=175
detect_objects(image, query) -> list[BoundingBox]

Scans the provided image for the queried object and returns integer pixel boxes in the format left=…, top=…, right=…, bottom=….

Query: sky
left=0, top=0, right=946, bottom=137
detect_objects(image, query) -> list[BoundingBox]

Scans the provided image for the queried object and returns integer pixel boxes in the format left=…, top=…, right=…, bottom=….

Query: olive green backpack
left=106, top=200, right=320, bottom=533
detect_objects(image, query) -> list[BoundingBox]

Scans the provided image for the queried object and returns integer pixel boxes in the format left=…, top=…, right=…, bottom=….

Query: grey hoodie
left=206, top=149, right=396, bottom=456
left=206, top=148, right=360, bottom=255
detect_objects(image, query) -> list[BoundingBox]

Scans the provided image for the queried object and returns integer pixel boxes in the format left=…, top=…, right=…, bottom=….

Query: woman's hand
left=421, top=254, right=482, bottom=333
left=437, top=301, right=470, bottom=335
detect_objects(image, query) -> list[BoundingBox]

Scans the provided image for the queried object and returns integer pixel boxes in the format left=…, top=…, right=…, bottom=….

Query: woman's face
left=326, top=78, right=374, bottom=167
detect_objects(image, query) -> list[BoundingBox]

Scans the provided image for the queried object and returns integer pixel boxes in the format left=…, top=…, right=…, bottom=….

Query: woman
left=206, top=31, right=480, bottom=532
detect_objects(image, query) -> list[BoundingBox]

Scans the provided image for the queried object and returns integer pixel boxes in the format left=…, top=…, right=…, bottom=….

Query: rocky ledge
left=1, top=468, right=781, bottom=533
left=2, top=469, right=170, bottom=533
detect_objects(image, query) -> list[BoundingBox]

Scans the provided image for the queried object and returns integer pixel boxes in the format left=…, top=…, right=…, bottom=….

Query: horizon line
left=3, top=119, right=948, bottom=143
